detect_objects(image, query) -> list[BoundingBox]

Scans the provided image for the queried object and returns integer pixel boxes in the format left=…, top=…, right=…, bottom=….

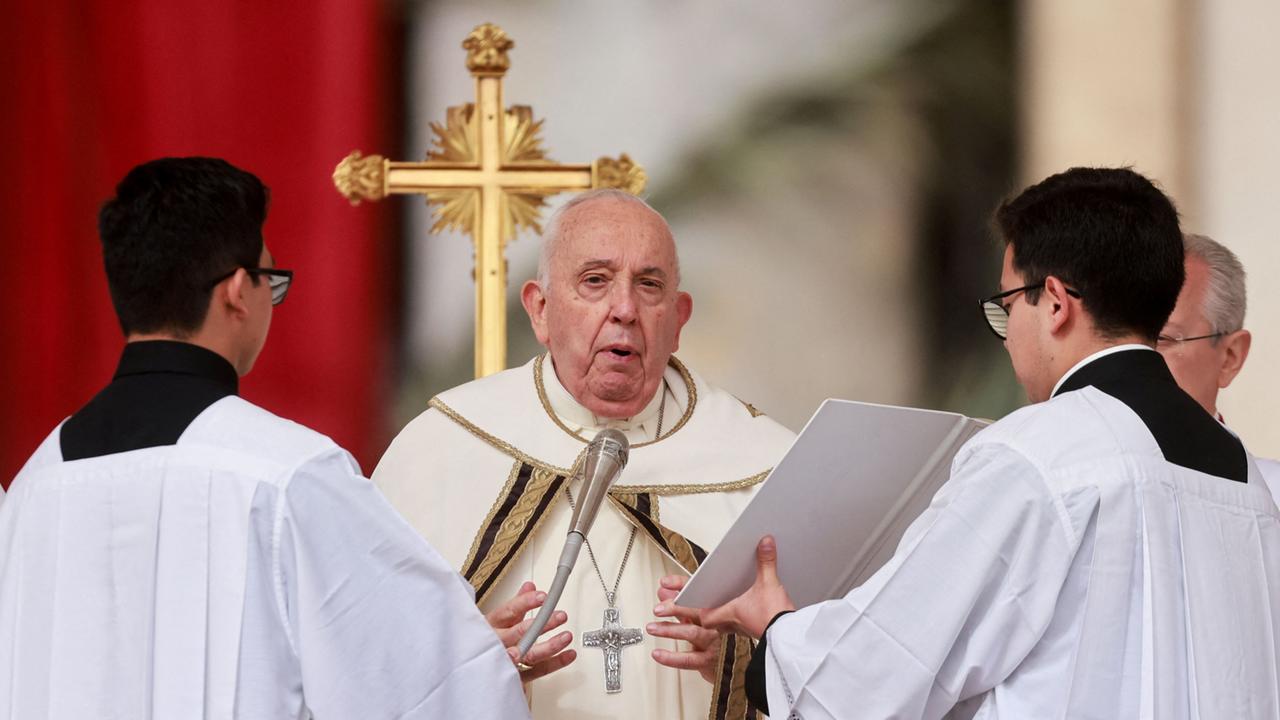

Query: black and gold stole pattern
left=460, top=457, right=759, bottom=720
left=461, top=461, right=571, bottom=604
left=609, top=490, right=759, bottom=720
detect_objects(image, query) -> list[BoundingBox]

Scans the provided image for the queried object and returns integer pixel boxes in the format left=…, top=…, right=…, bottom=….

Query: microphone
left=517, top=428, right=629, bottom=659
left=566, top=428, right=629, bottom=537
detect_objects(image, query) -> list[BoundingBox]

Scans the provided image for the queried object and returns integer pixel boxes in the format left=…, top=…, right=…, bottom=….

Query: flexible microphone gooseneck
left=516, top=428, right=630, bottom=660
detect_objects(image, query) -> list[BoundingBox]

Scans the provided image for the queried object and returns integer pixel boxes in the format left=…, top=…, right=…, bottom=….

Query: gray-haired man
left=373, top=189, right=795, bottom=719
left=1157, top=232, right=1279, bottom=498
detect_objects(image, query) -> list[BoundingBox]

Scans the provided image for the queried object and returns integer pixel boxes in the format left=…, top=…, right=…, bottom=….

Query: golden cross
left=333, top=23, right=646, bottom=378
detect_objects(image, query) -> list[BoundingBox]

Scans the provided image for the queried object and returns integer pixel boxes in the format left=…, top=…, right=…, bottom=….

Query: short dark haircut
left=98, top=157, right=269, bottom=336
left=995, top=167, right=1184, bottom=342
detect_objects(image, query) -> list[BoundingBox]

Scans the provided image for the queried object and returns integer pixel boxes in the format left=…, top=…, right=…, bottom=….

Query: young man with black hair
left=690, top=167, right=1280, bottom=718
left=0, top=157, right=532, bottom=719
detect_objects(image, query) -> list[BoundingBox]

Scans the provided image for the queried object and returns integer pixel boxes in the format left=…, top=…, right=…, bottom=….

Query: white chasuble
left=374, top=355, right=796, bottom=720
left=0, top=396, right=529, bottom=720
left=761, top=381, right=1280, bottom=720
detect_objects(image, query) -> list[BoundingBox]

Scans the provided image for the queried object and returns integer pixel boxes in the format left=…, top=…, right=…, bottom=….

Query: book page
left=676, top=399, right=986, bottom=609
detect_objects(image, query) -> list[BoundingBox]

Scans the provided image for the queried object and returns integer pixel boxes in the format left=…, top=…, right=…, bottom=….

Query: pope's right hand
left=487, top=580, right=577, bottom=682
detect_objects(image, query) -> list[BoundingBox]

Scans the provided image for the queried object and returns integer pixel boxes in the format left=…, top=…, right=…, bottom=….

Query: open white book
left=676, top=399, right=987, bottom=609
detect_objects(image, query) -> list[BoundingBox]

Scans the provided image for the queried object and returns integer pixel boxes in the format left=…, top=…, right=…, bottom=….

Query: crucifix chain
left=562, top=490, right=638, bottom=608
left=562, top=386, right=666, bottom=692
left=563, top=382, right=664, bottom=602
left=564, top=487, right=641, bottom=694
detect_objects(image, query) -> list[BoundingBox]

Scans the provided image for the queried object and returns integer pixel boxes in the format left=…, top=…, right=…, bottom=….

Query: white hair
left=1184, top=232, right=1247, bottom=336
left=536, top=189, right=680, bottom=291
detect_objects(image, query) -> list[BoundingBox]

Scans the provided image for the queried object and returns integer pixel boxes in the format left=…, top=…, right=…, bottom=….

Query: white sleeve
left=764, top=443, right=1090, bottom=720
left=279, top=449, right=530, bottom=719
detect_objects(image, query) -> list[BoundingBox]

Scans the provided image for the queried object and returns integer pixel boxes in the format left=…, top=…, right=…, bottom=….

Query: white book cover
left=676, top=399, right=987, bottom=609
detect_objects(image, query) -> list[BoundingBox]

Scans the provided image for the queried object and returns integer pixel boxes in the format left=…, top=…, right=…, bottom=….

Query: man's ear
left=223, top=269, right=252, bottom=320
left=1217, top=329, right=1252, bottom=389
left=1041, top=275, right=1075, bottom=335
left=521, top=280, right=550, bottom=345
left=671, top=291, right=693, bottom=352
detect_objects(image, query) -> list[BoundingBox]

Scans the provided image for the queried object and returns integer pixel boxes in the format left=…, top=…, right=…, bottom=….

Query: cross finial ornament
left=582, top=603, right=644, bottom=693
left=332, top=22, right=646, bottom=378
left=462, top=23, right=514, bottom=74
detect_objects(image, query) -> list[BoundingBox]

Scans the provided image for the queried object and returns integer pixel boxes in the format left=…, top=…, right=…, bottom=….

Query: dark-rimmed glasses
left=1156, top=332, right=1226, bottom=347
left=208, top=267, right=294, bottom=306
left=979, top=283, right=1082, bottom=340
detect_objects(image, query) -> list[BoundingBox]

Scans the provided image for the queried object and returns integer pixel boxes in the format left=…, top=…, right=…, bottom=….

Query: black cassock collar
left=60, top=340, right=240, bottom=461
left=1053, top=347, right=1247, bottom=482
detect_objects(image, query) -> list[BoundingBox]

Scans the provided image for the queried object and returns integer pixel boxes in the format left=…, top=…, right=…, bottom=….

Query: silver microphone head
left=568, top=428, right=630, bottom=536
left=590, top=428, right=629, bottom=468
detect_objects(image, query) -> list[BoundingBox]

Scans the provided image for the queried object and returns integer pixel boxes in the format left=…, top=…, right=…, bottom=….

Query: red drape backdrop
left=0, top=0, right=396, bottom=484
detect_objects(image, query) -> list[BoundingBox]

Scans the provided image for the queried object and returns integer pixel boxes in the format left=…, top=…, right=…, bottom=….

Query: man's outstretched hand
left=649, top=575, right=722, bottom=684
left=699, top=535, right=796, bottom=639
left=487, top=581, right=577, bottom=682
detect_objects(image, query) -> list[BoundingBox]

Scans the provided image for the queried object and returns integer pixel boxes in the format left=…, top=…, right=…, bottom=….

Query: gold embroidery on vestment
left=533, top=353, right=698, bottom=447
left=615, top=471, right=769, bottom=496
left=708, top=633, right=758, bottom=720
left=462, top=460, right=577, bottom=604
left=431, top=388, right=766, bottom=495
left=461, top=460, right=525, bottom=586
left=428, top=396, right=576, bottom=475
left=736, top=396, right=765, bottom=418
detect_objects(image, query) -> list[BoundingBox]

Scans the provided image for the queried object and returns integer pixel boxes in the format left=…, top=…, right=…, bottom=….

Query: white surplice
left=1219, top=416, right=1279, bottom=507
left=763, top=364, right=1280, bottom=719
left=0, top=396, right=529, bottom=720
left=374, top=355, right=795, bottom=720
left=1259, top=458, right=1280, bottom=506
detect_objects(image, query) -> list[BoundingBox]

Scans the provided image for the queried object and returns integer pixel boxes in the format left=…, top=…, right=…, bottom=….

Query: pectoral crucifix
left=582, top=604, right=644, bottom=693
left=332, top=22, right=646, bottom=378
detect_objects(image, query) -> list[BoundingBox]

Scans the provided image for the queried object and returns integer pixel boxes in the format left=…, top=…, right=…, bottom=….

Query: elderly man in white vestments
left=0, top=158, right=530, bottom=719
left=693, top=167, right=1280, bottom=719
left=373, top=189, right=795, bottom=719
left=1156, top=232, right=1280, bottom=500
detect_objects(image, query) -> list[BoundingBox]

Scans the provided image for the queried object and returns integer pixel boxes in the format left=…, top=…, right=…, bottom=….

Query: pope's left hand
left=648, top=575, right=721, bottom=685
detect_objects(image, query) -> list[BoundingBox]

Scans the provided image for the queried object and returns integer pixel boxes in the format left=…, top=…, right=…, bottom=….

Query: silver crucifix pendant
left=582, top=600, right=643, bottom=693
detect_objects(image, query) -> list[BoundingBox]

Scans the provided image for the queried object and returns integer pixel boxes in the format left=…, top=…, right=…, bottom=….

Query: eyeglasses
left=1156, top=332, right=1225, bottom=347
left=979, top=283, right=1082, bottom=340
left=208, top=267, right=295, bottom=306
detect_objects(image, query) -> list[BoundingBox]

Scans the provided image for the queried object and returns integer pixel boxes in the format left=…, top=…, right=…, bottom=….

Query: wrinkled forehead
left=554, top=198, right=678, bottom=271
